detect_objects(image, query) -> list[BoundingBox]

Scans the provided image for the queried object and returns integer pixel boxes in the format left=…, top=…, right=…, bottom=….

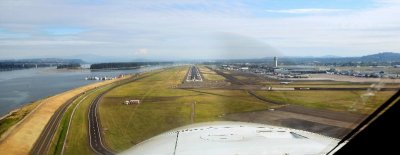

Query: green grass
left=202, top=74, right=225, bottom=81
left=198, top=66, right=225, bottom=81
left=234, top=75, right=248, bottom=80
left=98, top=66, right=270, bottom=152
left=270, top=84, right=379, bottom=88
left=254, top=90, right=396, bottom=114
left=0, top=100, right=42, bottom=138
left=268, top=81, right=400, bottom=88
left=274, top=81, right=353, bottom=85
left=47, top=97, right=77, bottom=155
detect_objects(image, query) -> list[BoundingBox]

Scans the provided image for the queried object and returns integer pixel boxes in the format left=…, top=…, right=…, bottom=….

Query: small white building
left=124, top=99, right=141, bottom=105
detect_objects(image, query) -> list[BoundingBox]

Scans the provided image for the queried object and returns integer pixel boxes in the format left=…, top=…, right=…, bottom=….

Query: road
left=30, top=94, right=81, bottom=155
left=61, top=89, right=98, bottom=155
left=88, top=91, right=114, bottom=155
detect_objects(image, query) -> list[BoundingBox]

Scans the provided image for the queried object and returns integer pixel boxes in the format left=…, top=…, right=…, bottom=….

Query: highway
left=186, top=66, right=203, bottom=82
left=30, top=94, right=81, bottom=155
left=30, top=79, right=126, bottom=155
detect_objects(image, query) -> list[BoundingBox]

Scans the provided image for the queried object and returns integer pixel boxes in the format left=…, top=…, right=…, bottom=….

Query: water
left=0, top=65, right=170, bottom=117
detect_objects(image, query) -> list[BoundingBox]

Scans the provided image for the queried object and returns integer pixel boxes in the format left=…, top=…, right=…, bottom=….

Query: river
left=0, top=65, right=171, bottom=117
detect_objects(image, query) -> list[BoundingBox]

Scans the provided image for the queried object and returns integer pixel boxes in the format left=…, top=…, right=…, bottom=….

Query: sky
left=0, top=0, right=400, bottom=60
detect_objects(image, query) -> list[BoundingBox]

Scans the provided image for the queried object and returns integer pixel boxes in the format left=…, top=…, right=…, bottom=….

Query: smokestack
left=274, top=56, right=278, bottom=68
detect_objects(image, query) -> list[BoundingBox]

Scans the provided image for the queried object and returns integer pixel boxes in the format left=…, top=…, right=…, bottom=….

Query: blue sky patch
left=42, top=27, right=86, bottom=36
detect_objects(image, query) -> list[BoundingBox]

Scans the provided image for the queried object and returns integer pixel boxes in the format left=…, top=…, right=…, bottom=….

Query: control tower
left=274, top=56, right=278, bottom=68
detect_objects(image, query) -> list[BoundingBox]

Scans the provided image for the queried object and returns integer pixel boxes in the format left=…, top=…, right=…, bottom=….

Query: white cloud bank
left=135, top=48, right=149, bottom=55
left=0, top=0, right=399, bottom=59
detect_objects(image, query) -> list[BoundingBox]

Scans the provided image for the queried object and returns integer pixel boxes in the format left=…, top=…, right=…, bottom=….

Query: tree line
left=56, top=64, right=81, bottom=69
left=90, top=62, right=173, bottom=69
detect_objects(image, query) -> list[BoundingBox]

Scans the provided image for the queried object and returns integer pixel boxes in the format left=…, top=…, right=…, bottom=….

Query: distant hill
left=360, top=52, right=400, bottom=62
left=321, top=55, right=342, bottom=58
left=256, top=52, right=400, bottom=66
left=90, top=62, right=173, bottom=70
left=0, top=58, right=85, bottom=71
left=0, top=58, right=84, bottom=64
left=67, top=54, right=134, bottom=63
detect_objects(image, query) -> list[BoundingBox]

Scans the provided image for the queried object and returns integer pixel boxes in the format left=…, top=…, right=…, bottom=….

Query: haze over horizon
left=1, top=0, right=400, bottom=60
left=2, top=52, right=400, bottom=63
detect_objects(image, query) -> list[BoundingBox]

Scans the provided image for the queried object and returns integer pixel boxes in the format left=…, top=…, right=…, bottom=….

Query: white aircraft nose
left=200, top=133, right=243, bottom=142
left=119, top=121, right=338, bottom=155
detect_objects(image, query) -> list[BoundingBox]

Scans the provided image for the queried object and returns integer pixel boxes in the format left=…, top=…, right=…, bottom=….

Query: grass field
left=0, top=100, right=42, bottom=138
left=264, top=79, right=400, bottom=88
left=198, top=66, right=225, bottom=81
left=234, top=75, right=249, bottom=80
left=98, top=66, right=271, bottom=151
left=254, top=90, right=396, bottom=114
left=47, top=95, right=80, bottom=155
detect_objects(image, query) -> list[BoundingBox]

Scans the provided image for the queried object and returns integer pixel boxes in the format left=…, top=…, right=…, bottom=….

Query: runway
left=186, top=66, right=203, bottom=82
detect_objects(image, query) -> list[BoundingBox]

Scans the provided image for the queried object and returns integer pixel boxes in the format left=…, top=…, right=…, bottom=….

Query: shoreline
left=0, top=74, right=133, bottom=155
left=0, top=108, right=19, bottom=121
left=0, top=65, right=169, bottom=117
left=0, top=98, right=47, bottom=120
left=0, top=99, right=44, bottom=141
left=0, top=65, right=170, bottom=118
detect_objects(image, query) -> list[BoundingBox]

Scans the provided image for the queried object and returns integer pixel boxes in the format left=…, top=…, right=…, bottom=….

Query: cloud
left=265, top=8, right=347, bottom=14
left=0, top=0, right=400, bottom=59
left=375, top=0, right=400, bottom=4
left=135, top=48, right=149, bottom=55
left=216, top=32, right=282, bottom=58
